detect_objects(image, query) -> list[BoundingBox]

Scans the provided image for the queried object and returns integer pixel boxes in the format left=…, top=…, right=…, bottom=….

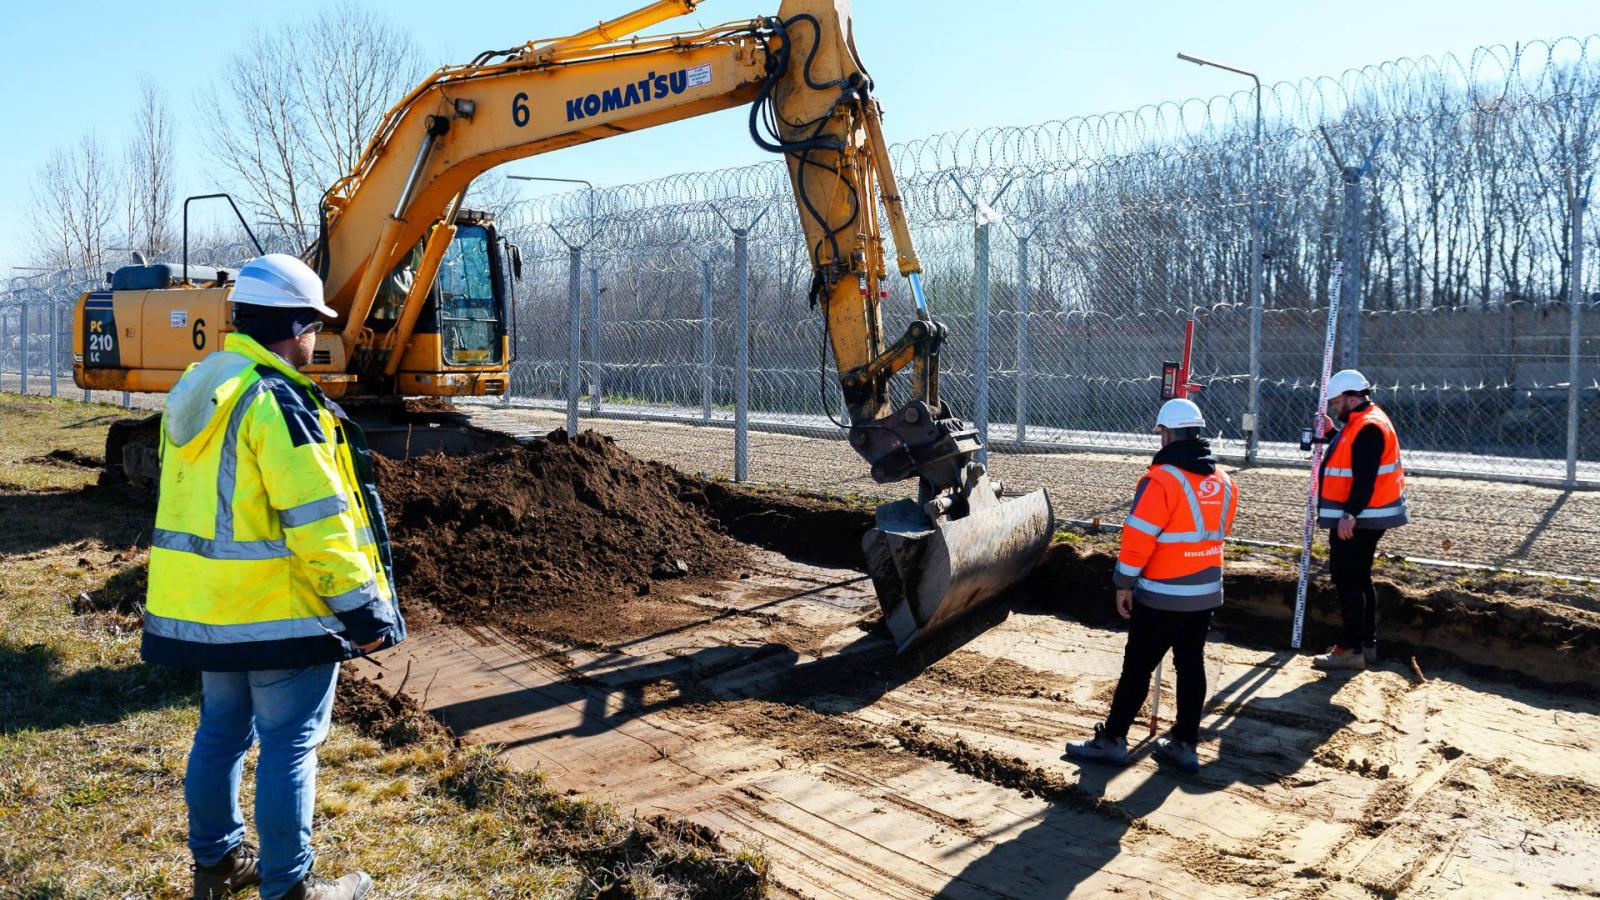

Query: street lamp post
left=1177, top=52, right=1264, bottom=463
left=507, top=175, right=601, bottom=417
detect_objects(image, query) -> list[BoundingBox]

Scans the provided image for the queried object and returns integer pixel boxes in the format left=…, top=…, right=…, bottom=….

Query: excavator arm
left=314, top=0, right=1053, bottom=651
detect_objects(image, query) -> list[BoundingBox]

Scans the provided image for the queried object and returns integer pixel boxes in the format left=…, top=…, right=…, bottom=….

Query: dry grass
left=0, top=395, right=766, bottom=899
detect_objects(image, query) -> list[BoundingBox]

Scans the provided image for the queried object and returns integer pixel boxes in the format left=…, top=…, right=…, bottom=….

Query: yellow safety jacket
left=142, top=333, right=405, bottom=671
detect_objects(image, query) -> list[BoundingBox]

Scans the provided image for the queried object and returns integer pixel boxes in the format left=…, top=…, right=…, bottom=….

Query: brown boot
left=192, top=841, right=261, bottom=899
left=274, top=870, right=374, bottom=900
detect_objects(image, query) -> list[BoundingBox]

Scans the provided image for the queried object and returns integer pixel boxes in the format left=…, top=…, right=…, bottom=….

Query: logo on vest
left=1197, top=479, right=1222, bottom=499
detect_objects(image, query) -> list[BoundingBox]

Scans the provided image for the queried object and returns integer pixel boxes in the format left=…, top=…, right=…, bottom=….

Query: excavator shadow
left=426, top=596, right=1012, bottom=754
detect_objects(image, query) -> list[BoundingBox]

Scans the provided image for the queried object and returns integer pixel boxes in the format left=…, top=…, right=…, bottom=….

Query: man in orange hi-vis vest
left=1067, top=397, right=1237, bottom=774
left=1312, top=369, right=1410, bottom=672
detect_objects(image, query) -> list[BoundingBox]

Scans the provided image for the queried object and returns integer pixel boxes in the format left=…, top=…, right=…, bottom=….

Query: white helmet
left=1326, top=368, right=1371, bottom=398
left=1155, top=397, right=1206, bottom=431
left=231, top=254, right=338, bottom=318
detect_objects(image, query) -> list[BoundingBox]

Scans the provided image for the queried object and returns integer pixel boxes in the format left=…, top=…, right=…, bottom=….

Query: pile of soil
left=376, top=429, right=748, bottom=646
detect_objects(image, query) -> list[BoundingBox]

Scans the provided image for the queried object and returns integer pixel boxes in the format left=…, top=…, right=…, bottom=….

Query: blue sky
left=2, top=0, right=1593, bottom=278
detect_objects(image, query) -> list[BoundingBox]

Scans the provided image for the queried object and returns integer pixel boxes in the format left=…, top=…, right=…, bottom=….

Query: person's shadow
left=933, top=658, right=1357, bottom=899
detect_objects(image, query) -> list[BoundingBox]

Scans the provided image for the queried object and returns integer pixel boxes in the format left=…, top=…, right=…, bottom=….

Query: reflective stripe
left=214, top=379, right=272, bottom=542
left=1115, top=560, right=1142, bottom=578
left=1124, top=515, right=1161, bottom=536
left=278, top=494, right=349, bottom=528
left=1159, top=465, right=1205, bottom=531
left=1319, top=500, right=1408, bottom=520
left=1137, top=578, right=1223, bottom=597
left=144, top=610, right=343, bottom=644
left=1324, top=462, right=1399, bottom=479
left=1157, top=530, right=1226, bottom=543
left=153, top=528, right=291, bottom=560
left=322, top=579, right=381, bottom=613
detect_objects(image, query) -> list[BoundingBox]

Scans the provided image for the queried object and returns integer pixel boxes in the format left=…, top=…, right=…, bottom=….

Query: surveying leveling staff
left=1066, top=398, right=1238, bottom=774
left=142, top=254, right=403, bottom=900
left=1312, top=368, right=1410, bottom=672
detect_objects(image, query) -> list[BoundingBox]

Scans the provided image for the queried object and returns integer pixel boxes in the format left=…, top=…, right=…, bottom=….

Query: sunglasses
left=297, top=320, right=326, bottom=336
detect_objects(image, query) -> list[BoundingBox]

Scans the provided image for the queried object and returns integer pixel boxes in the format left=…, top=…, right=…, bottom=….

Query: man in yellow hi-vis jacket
left=143, top=254, right=401, bottom=900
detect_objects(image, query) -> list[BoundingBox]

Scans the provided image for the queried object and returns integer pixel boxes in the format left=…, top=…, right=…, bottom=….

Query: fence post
left=975, top=216, right=992, bottom=458
left=1568, top=178, right=1590, bottom=486
left=701, top=256, right=714, bottom=424
left=49, top=301, right=60, bottom=398
left=734, top=227, right=750, bottom=482
left=711, top=204, right=769, bottom=483
left=1013, top=225, right=1041, bottom=447
left=1326, top=133, right=1382, bottom=369
left=950, top=175, right=1013, bottom=464
left=566, top=246, right=583, bottom=435
left=19, top=298, right=29, bottom=395
left=588, top=261, right=602, bottom=415
left=1, top=311, right=9, bottom=386
left=1337, top=169, right=1363, bottom=368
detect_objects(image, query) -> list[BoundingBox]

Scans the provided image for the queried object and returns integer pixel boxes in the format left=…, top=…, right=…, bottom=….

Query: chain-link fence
left=4, top=36, right=1598, bottom=502
left=495, top=35, right=1600, bottom=490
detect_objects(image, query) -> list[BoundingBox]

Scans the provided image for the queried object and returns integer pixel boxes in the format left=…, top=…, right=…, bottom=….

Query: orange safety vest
left=1318, top=403, right=1409, bottom=530
left=1114, top=464, right=1238, bottom=611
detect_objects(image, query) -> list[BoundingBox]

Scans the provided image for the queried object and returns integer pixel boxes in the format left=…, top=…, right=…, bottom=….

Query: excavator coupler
left=853, top=403, right=1054, bottom=653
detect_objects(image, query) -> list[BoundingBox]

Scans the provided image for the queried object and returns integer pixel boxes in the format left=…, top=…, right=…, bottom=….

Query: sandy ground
left=356, top=550, right=1600, bottom=899
left=463, top=406, right=1600, bottom=579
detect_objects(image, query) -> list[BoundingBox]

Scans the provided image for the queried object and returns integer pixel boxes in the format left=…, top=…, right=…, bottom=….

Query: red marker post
left=1149, top=319, right=1202, bottom=738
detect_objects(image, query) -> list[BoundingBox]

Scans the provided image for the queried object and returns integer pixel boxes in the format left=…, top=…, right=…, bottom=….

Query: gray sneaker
left=1154, top=737, right=1200, bottom=774
left=1363, top=643, right=1378, bottom=665
left=192, top=841, right=260, bottom=899
left=1312, top=646, right=1367, bottom=671
left=274, top=871, right=373, bottom=900
left=1065, top=723, right=1129, bottom=766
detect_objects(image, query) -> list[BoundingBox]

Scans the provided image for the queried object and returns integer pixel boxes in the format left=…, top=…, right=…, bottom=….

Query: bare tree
left=202, top=2, right=423, bottom=235
left=30, top=135, right=119, bottom=272
left=125, top=77, right=177, bottom=257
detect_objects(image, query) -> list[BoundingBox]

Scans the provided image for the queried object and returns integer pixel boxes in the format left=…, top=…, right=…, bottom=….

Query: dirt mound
left=376, top=429, right=747, bottom=646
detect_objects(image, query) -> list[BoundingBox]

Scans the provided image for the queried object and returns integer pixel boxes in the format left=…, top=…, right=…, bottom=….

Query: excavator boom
left=74, top=0, right=1052, bottom=653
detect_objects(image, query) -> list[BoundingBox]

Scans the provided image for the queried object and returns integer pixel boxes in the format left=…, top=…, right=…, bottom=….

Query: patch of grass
left=0, top=394, right=767, bottom=899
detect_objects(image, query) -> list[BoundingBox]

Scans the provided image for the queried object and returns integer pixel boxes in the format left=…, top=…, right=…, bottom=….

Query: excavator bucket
left=863, top=484, right=1054, bottom=653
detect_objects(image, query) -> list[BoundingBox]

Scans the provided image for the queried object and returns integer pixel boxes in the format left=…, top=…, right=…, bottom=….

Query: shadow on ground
left=0, top=640, right=195, bottom=735
left=0, top=487, right=150, bottom=555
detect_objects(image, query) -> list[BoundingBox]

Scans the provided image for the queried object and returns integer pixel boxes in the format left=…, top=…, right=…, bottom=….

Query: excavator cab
left=362, top=207, right=513, bottom=395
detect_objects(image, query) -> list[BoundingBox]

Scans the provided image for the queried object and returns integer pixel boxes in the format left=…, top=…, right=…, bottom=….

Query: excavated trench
left=358, top=428, right=1600, bottom=897
left=375, top=428, right=1600, bottom=692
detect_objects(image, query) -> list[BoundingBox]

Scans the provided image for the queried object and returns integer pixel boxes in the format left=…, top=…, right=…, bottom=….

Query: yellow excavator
left=73, top=0, right=1053, bottom=652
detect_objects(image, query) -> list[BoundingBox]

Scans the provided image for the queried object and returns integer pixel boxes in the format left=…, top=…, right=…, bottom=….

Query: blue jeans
left=186, top=664, right=339, bottom=899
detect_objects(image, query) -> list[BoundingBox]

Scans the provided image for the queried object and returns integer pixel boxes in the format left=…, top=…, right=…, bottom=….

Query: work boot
left=1154, top=737, right=1200, bottom=774
left=1363, top=643, right=1378, bottom=665
left=1064, top=723, right=1129, bottom=766
left=273, top=870, right=373, bottom=900
left=1312, top=646, right=1366, bottom=672
left=192, top=841, right=260, bottom=899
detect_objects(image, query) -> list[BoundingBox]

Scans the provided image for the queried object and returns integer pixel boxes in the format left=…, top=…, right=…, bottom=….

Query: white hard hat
left=231, top=254, right=338, bottom=318
left=1326, top=369, right=1372, bottom=397
left=1155, top=397, right=1206, bottom=431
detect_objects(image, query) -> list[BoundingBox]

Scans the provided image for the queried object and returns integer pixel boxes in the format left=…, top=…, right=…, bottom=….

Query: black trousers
left=1329, top=527, right=1384, bottom=650
left=1103, top=602, right=1213, bottom=744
